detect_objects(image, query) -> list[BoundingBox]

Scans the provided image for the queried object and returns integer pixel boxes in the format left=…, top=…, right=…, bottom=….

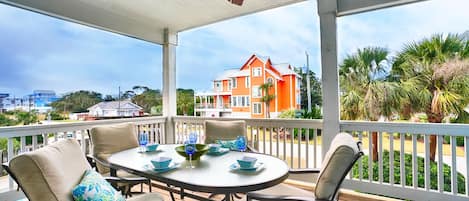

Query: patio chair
left=7, top=139, right=163, bottom=201
left=246, top=132, right=363, bottom=201
left=88, top=123, right=152, bottom=196
left=204, top=120, right=246, bottom=144
left=204, top=119, right=249, bottom=200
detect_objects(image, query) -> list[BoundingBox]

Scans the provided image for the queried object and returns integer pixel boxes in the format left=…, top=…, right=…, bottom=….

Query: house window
left=252, top=86, right=261, bottom=98
left=232, top=78, right=237, bottom=88
left=267, top=77, right=274, bottom=84
left=231, top=96, right=237, bottom=107
left=215, top=81, right=222, bottom=90
left=246, top=96, right=250, bottom=106
left=253, top=103, right=262, bottom=114
left=228, top=80, right=232, bottom=91
left=245, top=76, right=250, bottom=88
left=239, top=96, right=244, bottom=106
left=253, top=67, right=262, bottom=77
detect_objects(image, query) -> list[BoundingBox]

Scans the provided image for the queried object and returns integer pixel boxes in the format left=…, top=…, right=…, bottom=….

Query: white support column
left=163, top=29, right=178, bottom=144
left=318, top=0, right=339, bottom=158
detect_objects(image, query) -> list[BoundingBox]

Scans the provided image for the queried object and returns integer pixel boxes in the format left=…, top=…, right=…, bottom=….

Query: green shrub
left=443, top=136, right=465, bottom=146
left=352, top=150, right=466, bottom=194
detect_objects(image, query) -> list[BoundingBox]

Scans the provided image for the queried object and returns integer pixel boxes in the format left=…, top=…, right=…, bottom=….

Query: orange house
left=195, top=54, right=301, bottom=118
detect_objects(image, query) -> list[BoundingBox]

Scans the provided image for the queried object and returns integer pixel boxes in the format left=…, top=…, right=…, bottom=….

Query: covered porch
left=0, top=0, right=468, bottom=200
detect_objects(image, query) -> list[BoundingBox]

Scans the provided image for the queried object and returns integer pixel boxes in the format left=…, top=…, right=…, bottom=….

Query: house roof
left=273, top=63, right=300, bottom=77
left=228, top=69, right=250, bottom=77
left=88, top=100, right=143, bottom=111
left=2, top=0, right=305, bottom=45
left=214, top=69, right=239, bottom=81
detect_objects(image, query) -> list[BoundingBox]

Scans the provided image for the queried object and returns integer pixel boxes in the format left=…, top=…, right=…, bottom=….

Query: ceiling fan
left=227, top=0, right=244, bottom=6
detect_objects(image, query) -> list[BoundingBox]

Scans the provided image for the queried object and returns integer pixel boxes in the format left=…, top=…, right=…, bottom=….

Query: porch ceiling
left=0, top=0, right=304, bottom=45
left=0, top=0, right=426, bottom=45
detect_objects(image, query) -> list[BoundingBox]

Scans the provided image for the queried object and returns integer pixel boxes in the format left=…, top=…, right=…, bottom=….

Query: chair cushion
left=204, top=120, right=246, bottom=144
left=315, top=133, right=360, bottom=200
left=90, top=123, right=139, bottom=173
left=9, top=139, right=91, bottom=201
left=72, top=169, right=125, bottom=201
left=127, top=193, right=164, bottom=201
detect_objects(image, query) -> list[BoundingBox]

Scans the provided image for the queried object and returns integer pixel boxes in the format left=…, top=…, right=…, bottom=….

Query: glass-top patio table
left=108, top=144, right=289, bottom=201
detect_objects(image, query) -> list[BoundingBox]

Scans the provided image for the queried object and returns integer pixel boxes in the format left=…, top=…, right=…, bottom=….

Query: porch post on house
left=162, top=28, right=178, bottom=144
left=317, top=0, right=339, bottom=158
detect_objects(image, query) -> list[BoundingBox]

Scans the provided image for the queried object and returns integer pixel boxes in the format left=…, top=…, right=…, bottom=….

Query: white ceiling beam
left=337, top=0, right=427, bottom=17
left=1, top=0, right=167, bottom=44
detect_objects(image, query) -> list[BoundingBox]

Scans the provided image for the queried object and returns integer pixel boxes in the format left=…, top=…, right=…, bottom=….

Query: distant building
left=88, top=100, right=143, bottom=117
left=26, top=90, right=59, bottom=113
left=0, top=90, right=58, bottom=113
left=195, top=54, right=301, bottom=118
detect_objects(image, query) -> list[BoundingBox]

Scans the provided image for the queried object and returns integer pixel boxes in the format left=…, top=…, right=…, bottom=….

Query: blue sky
left=1, top=0, right=469, bottom=97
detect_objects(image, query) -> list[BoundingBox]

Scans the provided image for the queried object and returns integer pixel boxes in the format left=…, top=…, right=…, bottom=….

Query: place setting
left=206, top=143, right=230, bottom=156
left=143, top=156, right=181, bottom=173
left=229, top=155, right=264, bottom=173
left=137, top=132, right=162, bottom=153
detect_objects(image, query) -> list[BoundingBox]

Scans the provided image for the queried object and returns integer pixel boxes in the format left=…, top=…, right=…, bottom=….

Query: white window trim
left=252, top=85, right=261, bottom=98
left=253, top=67, right=262, bottom=77
left=245, top=76, right=250, bottom=88
left=232, top=78, right=237, bottom=88
left=253, top=102, right=262, bottom=114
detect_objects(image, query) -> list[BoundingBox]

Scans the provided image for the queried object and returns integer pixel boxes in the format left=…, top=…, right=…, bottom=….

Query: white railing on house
left=340, top=121, right=469, bottom=201
left=0, top=116, right=167, bottom=189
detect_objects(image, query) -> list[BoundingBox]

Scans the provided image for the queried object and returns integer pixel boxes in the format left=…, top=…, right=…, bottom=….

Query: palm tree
left=260, top=82, right=275, bottom=118
left=340, top=47, right=401, bottom=161
left=392, top=34, right=469, bottom=161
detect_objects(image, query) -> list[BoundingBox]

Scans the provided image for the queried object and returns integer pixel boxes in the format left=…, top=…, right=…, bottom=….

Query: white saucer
left=229, top=162, right=264, bottom=172
left=143, top=162, right=180, bottom=173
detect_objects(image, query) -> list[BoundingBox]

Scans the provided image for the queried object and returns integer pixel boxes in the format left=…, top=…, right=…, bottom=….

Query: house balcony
left=194, top=103, right=232, bottom=112
left=0, top=116, right=468, bottom=201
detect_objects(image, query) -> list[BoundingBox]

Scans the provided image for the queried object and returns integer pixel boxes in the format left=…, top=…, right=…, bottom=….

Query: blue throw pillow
left=216, top=139, right=237, bottom=150
left=72, top=169, right=125, bottom=201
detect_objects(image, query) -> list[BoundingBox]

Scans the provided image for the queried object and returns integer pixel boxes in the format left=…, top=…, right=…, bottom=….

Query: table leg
left=225, top=193, right=231, bottom=201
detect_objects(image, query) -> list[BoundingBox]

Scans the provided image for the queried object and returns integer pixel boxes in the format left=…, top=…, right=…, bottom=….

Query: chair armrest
left=247, top=192, right=316, bottom=201
left=247, top=144, right=258, bottom=153
left=86, top=154, right=97, bottom=168
left=289, top=168, right=320, bottom=174
left=104, top=176, right=148, bottom=185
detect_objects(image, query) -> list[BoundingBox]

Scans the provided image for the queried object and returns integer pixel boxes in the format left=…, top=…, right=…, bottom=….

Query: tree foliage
left=177, top=88, right=194, bottom=116
left=15, top=110, right=38, bottom=125
left=339, top=47, right=401, bottom=121
left=259, top=82, right=275, bottom=118
left=295, top=67, right=322, bottom=108
left=131, top=88, right=162, bottom=113
left=51, top=90, right=102, bottom=113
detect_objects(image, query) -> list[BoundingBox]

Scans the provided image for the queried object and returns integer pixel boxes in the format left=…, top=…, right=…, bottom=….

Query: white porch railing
left=1, top=116, right=468, bottom=201
left=340, top=121, right=469, bottom=201
left=173, top=116, right=324, bottom=169
left=0, top=116, right=167, bottom=189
